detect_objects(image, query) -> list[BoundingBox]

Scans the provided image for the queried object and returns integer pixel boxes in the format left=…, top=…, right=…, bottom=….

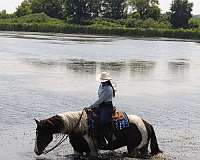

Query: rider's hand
left=86, top=105, right=96, bottom=112
left=89, top=105, right=95, bottom=109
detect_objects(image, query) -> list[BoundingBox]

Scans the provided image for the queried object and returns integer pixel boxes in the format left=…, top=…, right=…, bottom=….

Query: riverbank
left=0, top=13, right=200, bottom=40
left=1, top=22, right=200, bottom=40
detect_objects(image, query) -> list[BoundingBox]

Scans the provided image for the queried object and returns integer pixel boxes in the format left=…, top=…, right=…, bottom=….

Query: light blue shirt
left=92, top=84, right=113, bottom=108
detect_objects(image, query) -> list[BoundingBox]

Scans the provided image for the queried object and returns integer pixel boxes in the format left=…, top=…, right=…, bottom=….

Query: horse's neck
left=46, top=115, right=65, bottom=134
left=58, top=111, right=87, bottom=134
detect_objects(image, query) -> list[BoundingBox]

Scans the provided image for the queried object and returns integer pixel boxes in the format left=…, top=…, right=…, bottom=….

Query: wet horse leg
left=83, top=134, right=98, bottom=157
left=69, top=134, right=89, bottom=155
left=125, top=125, right=143, bottom=158
left=139, top=144, right=150, bottom=158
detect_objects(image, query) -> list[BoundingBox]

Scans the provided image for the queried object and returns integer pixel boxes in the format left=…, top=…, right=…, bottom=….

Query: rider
left=90, top=72, right=115, bottom=148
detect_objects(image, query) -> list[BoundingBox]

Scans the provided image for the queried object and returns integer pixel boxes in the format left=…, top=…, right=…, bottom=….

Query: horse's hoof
left=123, top=152, right=134, bottom=158
left=88, top=155, right=99, bottom=160
left=122, top=152, right=128, bottom=156
left=123, top=151, right=139, bottom=158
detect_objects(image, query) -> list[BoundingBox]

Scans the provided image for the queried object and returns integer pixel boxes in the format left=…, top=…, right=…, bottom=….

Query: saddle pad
left=87, top=111, right=130, bottom=132
left=113, top=112, right=129, bottom=130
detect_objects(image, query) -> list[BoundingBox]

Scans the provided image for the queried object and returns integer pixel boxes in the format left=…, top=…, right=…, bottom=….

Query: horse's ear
left=34, top=118, right=39, bottom=125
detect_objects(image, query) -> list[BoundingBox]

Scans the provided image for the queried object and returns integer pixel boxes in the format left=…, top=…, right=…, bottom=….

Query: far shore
left=0, top=29, right=200, bottom=43
left=1, top=13, right=199, bottom=41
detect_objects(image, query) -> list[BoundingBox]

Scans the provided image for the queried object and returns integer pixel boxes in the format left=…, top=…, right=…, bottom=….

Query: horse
left=34, top=110, right=162, bottom=158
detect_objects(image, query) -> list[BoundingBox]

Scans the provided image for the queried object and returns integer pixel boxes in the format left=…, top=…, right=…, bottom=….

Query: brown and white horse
left=34, top=110, right=162, bottom=158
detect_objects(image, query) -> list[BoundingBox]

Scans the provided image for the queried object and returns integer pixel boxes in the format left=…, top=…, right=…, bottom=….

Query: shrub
left=124, top=18, right=171, bottom=29
left=89, top=18, right=122, bottom=27
left=124, top=18, right=137, bottom=28
left=139, top=18, right=171, bottom=29
left=189, top=18, right=200, bottom=29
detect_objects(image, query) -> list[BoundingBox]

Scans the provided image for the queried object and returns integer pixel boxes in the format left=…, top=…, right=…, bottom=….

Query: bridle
left=40, top=108, right=86, bottom=155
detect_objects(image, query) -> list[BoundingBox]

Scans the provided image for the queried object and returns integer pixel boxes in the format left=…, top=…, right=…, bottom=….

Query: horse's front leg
left=83, top=134, right=98, bottom=157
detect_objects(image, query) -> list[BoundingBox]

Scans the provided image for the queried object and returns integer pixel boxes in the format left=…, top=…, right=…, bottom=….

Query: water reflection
left=100, top=61, right=126, bottom=72
left=129, top=60, right=155, bottom=76
left=66, top=59, right=97, bottom=74
left=24, top=58, right=192, bottom=82
left=24, top=58, right=59, bottom=66
left=168, top=60, right=190, bottom=79
left=24, top=58, right=97, bottom=74
left=24, top=58, right=157, bottom=77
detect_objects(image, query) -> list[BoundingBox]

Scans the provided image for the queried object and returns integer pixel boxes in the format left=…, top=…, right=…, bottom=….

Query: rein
left=43, top=108, right=86, bottom=154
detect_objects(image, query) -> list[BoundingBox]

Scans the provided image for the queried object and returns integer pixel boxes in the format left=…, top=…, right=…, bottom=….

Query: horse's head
left=34, top=119, right=53, bottom=155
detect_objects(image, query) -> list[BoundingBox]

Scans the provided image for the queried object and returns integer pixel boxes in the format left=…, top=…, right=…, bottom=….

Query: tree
left=160, top=12, right=171, bottom=21
left=102, top=0, right=128, bottom=19
left=65, top=0, right=101, bottom=22
left=129, top=0, right=160, bottom=20
left=15, top=0, right=32, bottom=17
left=0, top=10, right=16, bottom=19
left=146, top=4, right=160, bottom=20
left=0, top=10, right=7, bottom=19
left=31, top=0, right=66, bottom=19
left=0, top=10, right=6, bottom=15
left=170, top=0, right=193, bottom=28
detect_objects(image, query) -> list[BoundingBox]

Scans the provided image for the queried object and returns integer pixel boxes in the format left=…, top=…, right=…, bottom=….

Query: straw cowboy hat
left=96, top=72, right=112, bottom=82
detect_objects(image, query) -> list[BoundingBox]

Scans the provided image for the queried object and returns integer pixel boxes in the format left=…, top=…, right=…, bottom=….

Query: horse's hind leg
left=126, top=147, right=149, bottom=159
left=139, top=144, right=150, bottom=158
left=124, top=148, right=140, bottom=158
left=125, top=139, right=141, bottom=158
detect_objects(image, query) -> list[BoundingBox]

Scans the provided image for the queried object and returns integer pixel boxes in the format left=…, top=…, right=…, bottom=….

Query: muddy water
left=0, top=32, right=200, bottom=160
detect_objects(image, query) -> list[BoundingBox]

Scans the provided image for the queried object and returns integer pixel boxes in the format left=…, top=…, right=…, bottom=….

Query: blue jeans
left=99, top=102, right=113, bottom=138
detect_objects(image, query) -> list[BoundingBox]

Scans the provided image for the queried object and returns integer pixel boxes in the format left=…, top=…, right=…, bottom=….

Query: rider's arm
left=91, top=86, right=112, bottom=108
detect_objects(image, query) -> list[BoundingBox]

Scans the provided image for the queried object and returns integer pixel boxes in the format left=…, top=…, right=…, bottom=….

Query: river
left=0, top=31, right=200, bottom=160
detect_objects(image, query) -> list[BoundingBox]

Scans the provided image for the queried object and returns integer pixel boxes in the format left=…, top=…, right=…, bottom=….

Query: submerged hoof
left=150, top=150, right=163, bottom=156
left=88, top=155, right=99, bottom=160
left=123, top=152, right=137, bottom=158
left=123, top=151, right=149, bottom=159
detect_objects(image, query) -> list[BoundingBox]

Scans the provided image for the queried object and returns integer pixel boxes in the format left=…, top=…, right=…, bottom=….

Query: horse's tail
left=149, top=124, right=162, bottom=156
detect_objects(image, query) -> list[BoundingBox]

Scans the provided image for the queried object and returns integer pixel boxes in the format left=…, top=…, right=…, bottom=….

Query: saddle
left=86, top=107, right=129, bottom=138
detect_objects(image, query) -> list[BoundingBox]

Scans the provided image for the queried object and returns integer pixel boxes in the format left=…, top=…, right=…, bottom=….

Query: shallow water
left=0, top=31, right=200, bottom=160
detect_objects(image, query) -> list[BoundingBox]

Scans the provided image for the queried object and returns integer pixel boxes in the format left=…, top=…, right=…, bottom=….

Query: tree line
left=14, top=0, right=163, bottom=21
left=0, top=0, right=196, bottom=29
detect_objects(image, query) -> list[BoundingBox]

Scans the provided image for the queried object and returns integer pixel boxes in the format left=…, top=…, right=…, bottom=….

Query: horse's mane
left=39, top=115, right=64, bottom=133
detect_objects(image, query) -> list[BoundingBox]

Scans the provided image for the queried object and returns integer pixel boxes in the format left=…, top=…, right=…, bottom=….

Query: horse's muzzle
left=34, top=148, right=42, bottom=156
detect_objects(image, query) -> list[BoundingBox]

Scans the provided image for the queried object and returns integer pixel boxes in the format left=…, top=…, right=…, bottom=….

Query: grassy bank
left=0, top=13, right=200, bottom=40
